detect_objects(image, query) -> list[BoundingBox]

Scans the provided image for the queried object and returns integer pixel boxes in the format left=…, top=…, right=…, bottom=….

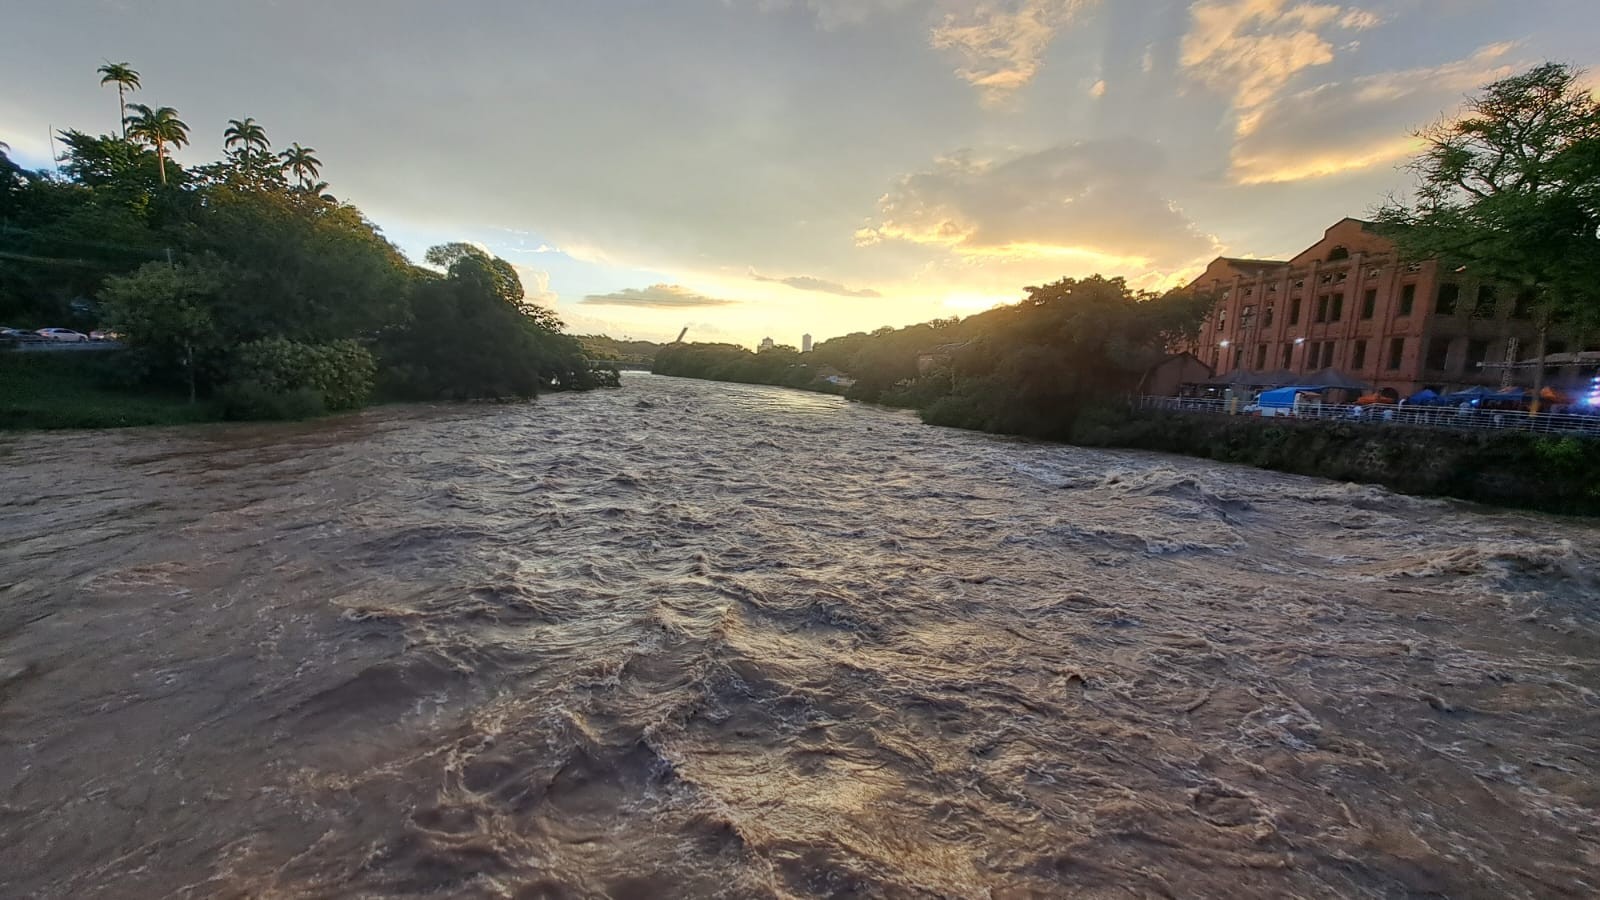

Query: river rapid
left=2, top=373, right=1598, bottom=898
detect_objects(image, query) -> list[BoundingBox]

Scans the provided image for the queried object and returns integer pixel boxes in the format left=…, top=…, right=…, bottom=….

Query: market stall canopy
left=1302, top=367, right=1369, bottom=391
left=1258, top=386, right=1328, bottom=409
left=1406, top=388, right=1438, bottom=405
left=1206, top=368, right=1302, bottom=387
left=1439, top=386, right=1496, bottom=404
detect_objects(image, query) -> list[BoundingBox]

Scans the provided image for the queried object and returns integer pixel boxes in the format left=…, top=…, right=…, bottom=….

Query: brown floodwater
left=2, top=373, right=1598, bottom=898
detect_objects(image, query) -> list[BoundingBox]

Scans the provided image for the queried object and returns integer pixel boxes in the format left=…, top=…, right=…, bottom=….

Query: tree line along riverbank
left=652, top=272, right=1600, bottom=516
left=3, top=63, right=616, bottom=430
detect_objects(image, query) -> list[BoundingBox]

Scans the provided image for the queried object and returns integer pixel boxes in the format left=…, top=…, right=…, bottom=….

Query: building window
left=1361, top=289, right=1377, bottom=320
left=1436, top=282, right=1460, bottom=315
left=1352, top=339, right=1368, bottom=370
left=1465, top=339, right=1489, bottom=374
left=1425, top=337, right=1450, bottom=371
left=1316, top=295, right=1329, bottom=323
left=1387, top=337, right=1405, bottom=370
left=1255, top=344, right=1268, bottom=370
left=1512, top=289, right=1537, bottom=319
left=1327, top=246, right=1350, bottom=261
left=1320, top=342, right=1335, bottom=368
left=1219, top=308, right=1227, bottom=329
left=1263, top=304, right=1275, bottom=327
left=1330, top=293, right=1344, bottom=322
left=1281, top=343, right=1293, bottom=368
left=1289, top=298, right=1302, bottom=325
left=1233, top=346, right=1244, bottom=369
left=1473, top=284, right=1498, bottom=318
left=1399, top=283, right=1416, bottom=316
left=1241, top=304, right=1256, bottom=327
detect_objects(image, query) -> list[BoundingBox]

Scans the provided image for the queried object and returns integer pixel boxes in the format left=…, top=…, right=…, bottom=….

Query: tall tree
left=1377, top=63, right=1600, bottom=410
left=223, top=117, right=271, bottom=165
left=97, top=62, right=141, bottom=139
left=124, top=103, right=191, bottom=185
left=279, top=143, right=321, bottom=187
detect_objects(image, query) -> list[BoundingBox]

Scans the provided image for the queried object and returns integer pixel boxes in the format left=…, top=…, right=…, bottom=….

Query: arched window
left=1327, top=246, right=1350, bottom=261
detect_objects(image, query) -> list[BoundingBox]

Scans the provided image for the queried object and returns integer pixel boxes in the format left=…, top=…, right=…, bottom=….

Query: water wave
left=2, top=374, right=1598, bottom=898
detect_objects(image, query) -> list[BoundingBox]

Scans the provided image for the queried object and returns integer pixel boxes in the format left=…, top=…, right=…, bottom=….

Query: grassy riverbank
left=0, top=352, right=209, bottom=430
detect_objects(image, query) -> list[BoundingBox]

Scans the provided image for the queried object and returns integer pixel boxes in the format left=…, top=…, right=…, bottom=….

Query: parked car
left=1, top=327, right=44, bottom=343
left=35, top=328, right=90, bottom=342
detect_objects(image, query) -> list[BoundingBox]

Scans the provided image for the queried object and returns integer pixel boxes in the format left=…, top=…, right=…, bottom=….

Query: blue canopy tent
left=1439, top=385, right=1495, bottom=405
left=1258, top=385, right=1328, bottom=412
left=1406, top=388, right=1439, bottom=405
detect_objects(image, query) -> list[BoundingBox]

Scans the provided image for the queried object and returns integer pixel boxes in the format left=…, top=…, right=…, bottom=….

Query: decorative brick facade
left=1188, top=218, right=1590, bottom=396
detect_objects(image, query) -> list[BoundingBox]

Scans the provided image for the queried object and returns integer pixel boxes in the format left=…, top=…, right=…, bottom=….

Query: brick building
left=1188, top=218, right=1593, bottom=397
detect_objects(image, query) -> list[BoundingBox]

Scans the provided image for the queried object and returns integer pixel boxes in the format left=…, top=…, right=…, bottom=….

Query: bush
left=229, top=337, right=375, bottom=412
left=212, top=381, right=327, bottom=421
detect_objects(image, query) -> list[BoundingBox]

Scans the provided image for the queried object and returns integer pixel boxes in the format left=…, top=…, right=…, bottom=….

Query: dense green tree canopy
left=1377, top=63, right=1600, bottom=329
left=656, top=276, right=1210, bottom=438
left=0, top=61, right=610, bottom=417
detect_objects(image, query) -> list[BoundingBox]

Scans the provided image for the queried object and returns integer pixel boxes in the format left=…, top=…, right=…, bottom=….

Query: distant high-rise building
left=759, top=337, right=775, bottom=352
left=801, top=333, right=813, bottom=353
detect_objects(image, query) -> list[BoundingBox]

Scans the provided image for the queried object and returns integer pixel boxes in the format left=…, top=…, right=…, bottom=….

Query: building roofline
left=1215, top=256, right=1291, bottom=268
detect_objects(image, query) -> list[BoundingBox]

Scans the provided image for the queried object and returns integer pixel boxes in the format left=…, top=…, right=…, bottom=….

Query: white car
left=35, top=328, right=90, bottom=342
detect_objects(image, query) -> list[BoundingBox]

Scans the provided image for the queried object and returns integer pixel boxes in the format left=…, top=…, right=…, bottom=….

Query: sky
left=5, top=1, right=1599, bottom=347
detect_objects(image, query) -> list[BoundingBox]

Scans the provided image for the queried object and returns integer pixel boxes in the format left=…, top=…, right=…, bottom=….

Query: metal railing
left=1138, top=395, right=1600, bottom=437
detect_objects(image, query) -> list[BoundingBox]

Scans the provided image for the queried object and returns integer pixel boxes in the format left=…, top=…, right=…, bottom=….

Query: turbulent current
left=2, top=373, right=1599, bottom=899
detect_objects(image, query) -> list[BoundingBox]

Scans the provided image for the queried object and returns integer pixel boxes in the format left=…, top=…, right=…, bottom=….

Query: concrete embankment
left=1070, top=409, right=1600, bottom=515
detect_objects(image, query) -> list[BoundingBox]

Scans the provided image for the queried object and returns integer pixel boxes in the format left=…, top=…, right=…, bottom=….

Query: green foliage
left=653, top=343, right=837, bottom=391
left=378, top=245, right=600, bottom=400
left=179, top=184, right=409, bottom=342
left=655, top=278, right=1207, bottom=427
left=1376, top=63, right=1600, bottom=332
left=578, top=334, right=664, bottom=367
left=2, top=62, right=610, bottom=430
left=1070, top=409, right=1600, bottom=516
left=123, top=104, right=190, bottom=185
left=230, top=337, right=375, bottom=411
left=55, top=130, right=166, bottom=194
left=99, top=261, right=223, bottom=387
left=212, top=382, right=327, bottom=421
left=0, top=351, right=207, bottom=430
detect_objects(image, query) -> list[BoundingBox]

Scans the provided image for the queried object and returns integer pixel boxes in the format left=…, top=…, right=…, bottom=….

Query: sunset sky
left=6, top=1, right=1598, bottom=347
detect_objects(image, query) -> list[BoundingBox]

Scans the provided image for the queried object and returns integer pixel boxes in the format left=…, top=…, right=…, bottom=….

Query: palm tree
left=97, top=62, right=141, bottom=139
left=223, top=117, right=270, bottom=165
left=124, top=104, right=190, bottom=184
left=279, top=143, right=321, bottom=187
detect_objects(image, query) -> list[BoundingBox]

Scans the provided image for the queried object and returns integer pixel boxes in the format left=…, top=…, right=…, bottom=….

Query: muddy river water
left=2, top=373, right=1598, bottom=898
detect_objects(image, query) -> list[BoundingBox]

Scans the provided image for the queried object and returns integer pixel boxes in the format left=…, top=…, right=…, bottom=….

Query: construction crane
left=674, top=326, right=688, bottom=344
